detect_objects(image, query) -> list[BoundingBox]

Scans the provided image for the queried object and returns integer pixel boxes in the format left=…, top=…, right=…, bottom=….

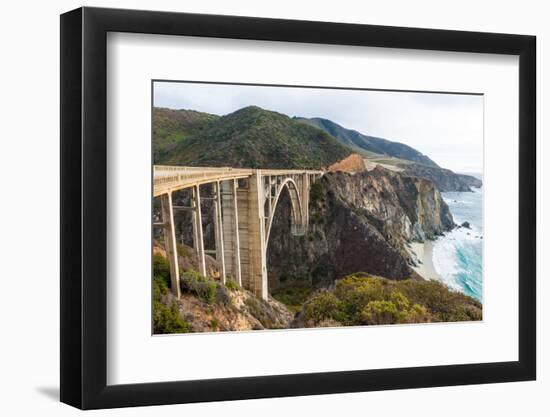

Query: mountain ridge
left=294, top=116, right=440, bottom=167
left=153, top=106, right=482, bottom=191
left=293, top=116, right=481, bottom=191
left=154, top=106, right=352, bottom=169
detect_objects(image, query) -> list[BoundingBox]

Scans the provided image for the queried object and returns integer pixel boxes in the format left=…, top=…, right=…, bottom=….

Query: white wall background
left=0, top=0, right=546, bottom=415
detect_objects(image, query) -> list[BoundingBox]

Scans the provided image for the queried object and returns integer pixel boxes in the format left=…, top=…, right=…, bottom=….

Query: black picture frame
left=60, top=6, right=536, bottom=410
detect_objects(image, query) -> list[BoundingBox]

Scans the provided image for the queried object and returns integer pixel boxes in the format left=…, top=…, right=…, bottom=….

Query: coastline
left=407, top=241, right=442, bottom=281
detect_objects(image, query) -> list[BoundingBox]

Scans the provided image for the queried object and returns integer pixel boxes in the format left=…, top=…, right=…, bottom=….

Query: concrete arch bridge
left=153, top=165, right=323, bottom=300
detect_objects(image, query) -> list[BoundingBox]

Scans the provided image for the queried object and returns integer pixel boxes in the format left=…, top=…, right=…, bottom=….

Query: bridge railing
left=153, top=165, right=324, bottom=196
left=153, top=166, right=255, bottom=196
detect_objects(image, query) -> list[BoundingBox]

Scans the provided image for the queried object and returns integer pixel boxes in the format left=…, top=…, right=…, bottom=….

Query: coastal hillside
left=153, top=253, right=294, bottom=333
left=295, top=116, right=482, bottom=192
left=295, top=116, right=439, bottom=167
left=153, top=253, right=481, bottom=334
left=153, top=107, right=219, bottom=163
left=155, top=106, right=352, bottom=169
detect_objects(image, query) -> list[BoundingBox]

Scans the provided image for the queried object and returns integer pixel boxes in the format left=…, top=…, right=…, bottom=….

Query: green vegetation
left=309, top=182, right=324, bottom=204
left=153, top=240, right=480, bottom=332
left=396, top=278, right=482, bottom=322
left=180, top=270, right=217, bottom=304
left=300, top=274, right=481, bottom=326
left=152, top=254, right=191, bottom=334
left=154, top=106, right=440, bottom=170
left=153, top=298, right=192, bottom=334
left=301, top=291, right=340, bottom=322
left=153, top=253, right=171, bottom=288
left=225, top=279, right=241, bottom=291
left=271, top=283, right=314, bottom=313
left=155, top=106, right=352, bottom=169
left=153, top=107, right=219, bottom=163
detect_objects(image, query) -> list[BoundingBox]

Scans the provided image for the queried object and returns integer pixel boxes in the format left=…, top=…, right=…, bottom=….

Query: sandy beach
left=407, top=241, right=441, bottom=281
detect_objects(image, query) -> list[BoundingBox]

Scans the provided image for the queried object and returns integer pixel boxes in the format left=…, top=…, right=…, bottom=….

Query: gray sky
left=154, top=81, right=483, bottom=173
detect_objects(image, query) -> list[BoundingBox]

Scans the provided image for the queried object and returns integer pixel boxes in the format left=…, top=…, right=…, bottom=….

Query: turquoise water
left=432, top=178, right=483, bottom=302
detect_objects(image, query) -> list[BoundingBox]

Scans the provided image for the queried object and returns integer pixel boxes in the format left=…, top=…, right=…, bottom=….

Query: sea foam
left=432, top=185, right=483, bottom=301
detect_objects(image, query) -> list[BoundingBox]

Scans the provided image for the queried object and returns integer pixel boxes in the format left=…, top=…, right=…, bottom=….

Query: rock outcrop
left=175, top=286, right=293, bottom=332
left=328, top=153, right=366, bottom=172
left=267, top=167, right=454, bottom=290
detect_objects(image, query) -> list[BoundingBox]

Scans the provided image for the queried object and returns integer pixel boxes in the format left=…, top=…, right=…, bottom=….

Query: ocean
left=432, top=176, right=483, bottom=302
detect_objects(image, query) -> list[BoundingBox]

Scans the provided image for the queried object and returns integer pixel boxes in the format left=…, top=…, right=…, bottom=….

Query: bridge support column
left=301, top=173, right=310, bottom=229
left=248, top=172, right=268, bottom=300
left=221, top=179, right=241, bottom=285
left=191, top=185, right=207, bottom=277
left=213, top=181, right=226, bottom=283
left=160, top=192, right=181, bottom=298
left=239, top=172, right=268, bottom=300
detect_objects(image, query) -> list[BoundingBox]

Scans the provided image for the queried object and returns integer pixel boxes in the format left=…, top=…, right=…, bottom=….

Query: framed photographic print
left=60, top=7, right=536, bottom=409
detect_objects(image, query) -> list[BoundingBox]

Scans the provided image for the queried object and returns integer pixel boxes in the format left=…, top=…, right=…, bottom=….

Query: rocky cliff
left=267, top=167, right=455, bottom=292
left=401, top=164, right=482, bottom=192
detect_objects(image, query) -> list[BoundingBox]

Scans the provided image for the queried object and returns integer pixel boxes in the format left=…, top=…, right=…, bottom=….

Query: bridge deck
left=153, top=165, right=323, bottom=197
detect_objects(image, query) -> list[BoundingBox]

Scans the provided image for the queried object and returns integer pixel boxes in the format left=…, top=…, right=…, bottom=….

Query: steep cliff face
left=401, top=164, right=482, bottom=192
left=267, top=167, right=454, bottom=290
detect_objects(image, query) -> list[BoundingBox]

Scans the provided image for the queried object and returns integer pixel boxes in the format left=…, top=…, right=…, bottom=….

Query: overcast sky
left=154, top=81, right=483, bottom=173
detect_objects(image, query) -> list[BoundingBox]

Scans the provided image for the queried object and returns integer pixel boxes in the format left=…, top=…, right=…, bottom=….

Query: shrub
left=400, top=304, right=431, bottom=324
left=310, top=182, right=324, bottom=204
left=361, top=300, right=400, bottom=325
left=328, top=275, right=479, bottom=326
left=225, top=279, right=241, bottom=291
left=390, top=291, right=410, bottom=310
left=153, top=253, right=171, bottom=288
left=153, top=274, right=169, bottom=300
left=153, top=300, right=191, bottom=334
left=301, top=291, right=340, bottom=323
left=180, top=270, right=217, bottom=303
left=397, top=279, right=481, bottom=322
left=272, top=285, right=314, bottom=312
left=333, top=275, right=385, bottom=324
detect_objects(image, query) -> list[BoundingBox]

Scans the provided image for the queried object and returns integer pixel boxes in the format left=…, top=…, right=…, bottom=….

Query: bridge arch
left=265, top=178, right=305, bottom=247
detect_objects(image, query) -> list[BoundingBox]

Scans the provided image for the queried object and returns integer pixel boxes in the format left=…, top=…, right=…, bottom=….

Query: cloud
left=154, top=81, right=483, bottom=173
